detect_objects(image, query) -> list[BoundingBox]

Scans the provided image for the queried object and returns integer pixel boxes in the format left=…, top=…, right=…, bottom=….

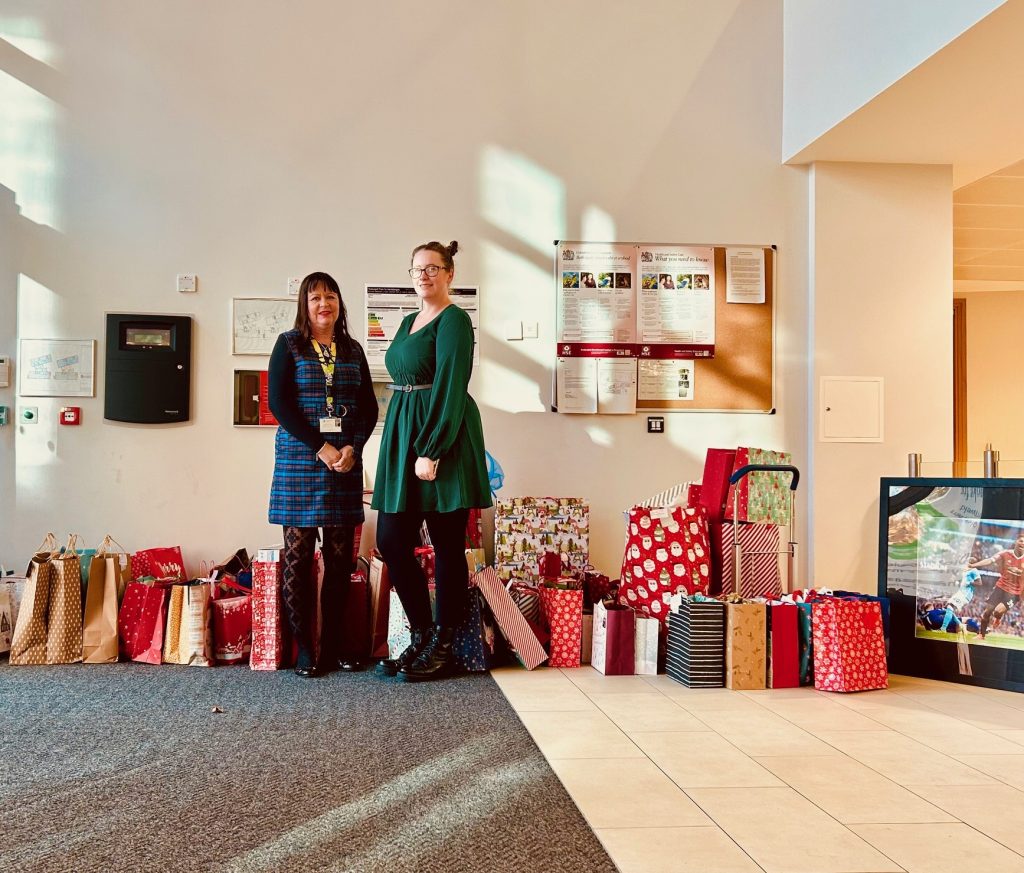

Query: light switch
left=505, top=320, right=523, bottom=341
left=288, top=277, right=301, bottom=296
left=523, top=321, right=539, bottom=339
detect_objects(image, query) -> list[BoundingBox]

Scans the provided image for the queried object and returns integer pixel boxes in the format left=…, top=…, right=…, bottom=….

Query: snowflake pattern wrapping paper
left=618, top=505, right=712, bottom=622
left=540, top=585, right=584, bottom=668
left=812, top=599, right=888, bottom=693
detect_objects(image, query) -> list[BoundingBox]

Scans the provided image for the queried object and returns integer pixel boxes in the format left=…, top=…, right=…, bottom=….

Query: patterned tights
left=281, top=525, right=354, bottom=664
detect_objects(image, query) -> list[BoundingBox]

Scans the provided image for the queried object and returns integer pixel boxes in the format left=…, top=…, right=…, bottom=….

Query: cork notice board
left=643, top=247, right=774, bottom=413
left=553, top=244, right=775, bottom=414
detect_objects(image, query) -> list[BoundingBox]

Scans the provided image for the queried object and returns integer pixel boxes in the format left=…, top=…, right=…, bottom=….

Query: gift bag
left=177, top=582, right=213, bottom=666
left=83, top=536, right=131, bottom=663
left=494, top=497, right=589, bottom=581
left=540, top=585, right=584, bottom=668
left=812, top=599, right=888, bottom=693
left=700, top=449, right=737, bottom=521
left=580, top=612, right=593, bottom=665
left=387, top=589, right=412, bottom=659
left=9, top=534, right=59, bottom=666
left=45, top=535, right=84, bottom=664
left=473, top=567, right=547, bottom=670
left=619, top=505, right=712, bottom=621
left=635, top=613, right=660, bottom=675
left=131, top=546, right=187, bottom=582
left=766, top=602, right=799, bottom=688
left=725, top=601, right=767, bottom=690
left=211, top=577, right=252, bottom=665
left=719, top=523, right=783, bottom=598
left=368, top=552, right=391, bottom=660
left=582, top=570, right=614, bottom=608
left=797, top=602, right=814, bottom=686
left=465, top=508, right=484, bottom=549
left=666, top=598, right=725, bottom=688
left=2, top=575, right=27, bottom=654
left=339, top=566, right=371, bottom=662
left=591, top=600, right=634, bottom=675
left=118, top=578, right=173, bottom=664
left=453, top=587, right=505, bottom=672
left=251, top=559, right=286, bottom=670
left=724, top=447, right=793, bottom=525
left=0, top=585, right=14, bottom=654
left=415, top=546, right=436, bottom=586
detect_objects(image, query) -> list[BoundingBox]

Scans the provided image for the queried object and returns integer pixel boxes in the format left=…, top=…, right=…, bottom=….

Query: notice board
left=553, top=242, right=774, bottom=414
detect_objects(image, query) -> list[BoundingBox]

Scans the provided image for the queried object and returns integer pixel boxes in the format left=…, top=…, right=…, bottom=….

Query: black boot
left=400, top=625, right=458, bottom=682
left=377, top=627, right=430, bottom=677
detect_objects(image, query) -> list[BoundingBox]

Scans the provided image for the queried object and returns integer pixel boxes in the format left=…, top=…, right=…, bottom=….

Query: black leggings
left=376, top=509, right=470, bottom=629
left=281, top=525, right=355, bottom=661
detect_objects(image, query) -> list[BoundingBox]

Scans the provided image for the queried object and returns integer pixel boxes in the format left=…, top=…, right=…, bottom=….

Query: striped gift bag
left=473, top=567, right=547, bottom=670
left=719, top=523, right=782, bottom=598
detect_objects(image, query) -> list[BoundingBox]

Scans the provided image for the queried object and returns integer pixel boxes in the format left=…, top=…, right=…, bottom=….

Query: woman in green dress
left=372, top=240, right=491, bottom=681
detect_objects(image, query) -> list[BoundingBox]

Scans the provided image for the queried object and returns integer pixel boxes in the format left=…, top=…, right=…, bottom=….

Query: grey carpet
left=0, top=663, right=618, bottom=873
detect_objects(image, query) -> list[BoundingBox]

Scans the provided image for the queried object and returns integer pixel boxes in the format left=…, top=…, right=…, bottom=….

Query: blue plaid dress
left=268, top=330, right=370, bottom=527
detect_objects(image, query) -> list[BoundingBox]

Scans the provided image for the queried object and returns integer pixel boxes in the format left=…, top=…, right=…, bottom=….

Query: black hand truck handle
left=729, top=464, right=800, bottom=491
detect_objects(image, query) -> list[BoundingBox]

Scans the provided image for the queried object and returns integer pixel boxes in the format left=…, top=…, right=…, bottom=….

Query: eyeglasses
left=408, top=265, right=448, bottom=279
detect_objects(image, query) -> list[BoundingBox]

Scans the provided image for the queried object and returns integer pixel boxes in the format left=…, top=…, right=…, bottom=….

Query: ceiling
left=955, top=158, right=1024, bottom=289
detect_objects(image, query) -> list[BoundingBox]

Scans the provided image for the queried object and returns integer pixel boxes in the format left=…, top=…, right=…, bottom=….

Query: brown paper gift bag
left=9, top=533, right=59, bottom=665
left=164, top=581, right=212, bottom=666
left=46, top=534, right=84, bottom=664
left=725, top=600, right=767, bottom=690
left=83, top=536, right=130, bottom=664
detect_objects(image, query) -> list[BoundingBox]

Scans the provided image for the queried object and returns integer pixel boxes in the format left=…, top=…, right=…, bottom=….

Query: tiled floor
left=491, top=667, right=1024, bottom=873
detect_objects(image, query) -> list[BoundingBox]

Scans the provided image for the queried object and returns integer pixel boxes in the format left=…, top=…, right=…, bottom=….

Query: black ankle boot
left=399, top=625, right=457, bottom=682
left=377, top=627, right=430, bottom=677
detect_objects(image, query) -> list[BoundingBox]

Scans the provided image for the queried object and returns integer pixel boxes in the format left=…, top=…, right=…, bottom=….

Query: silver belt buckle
left=401, top=384, right=413, bottom=393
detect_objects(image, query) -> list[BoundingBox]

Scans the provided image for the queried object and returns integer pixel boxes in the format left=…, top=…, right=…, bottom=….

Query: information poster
left=19, top=338, right=95, bottom=397
left=726, top=247, right=766, bottom=304
left=637, top=360, right=695, bottom=402
left=556, top=243, right=636, bottom=343
left=556, top=357, right=638, bottom=414
left=365, top=285, right=479, bottom=381
left=638, top=245, right=715, bottom=348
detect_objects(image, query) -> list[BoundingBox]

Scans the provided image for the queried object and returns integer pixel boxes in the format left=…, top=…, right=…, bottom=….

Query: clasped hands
left=414, top=456, right=440, bottom=481
left=317, top=444, right=356, bottom=473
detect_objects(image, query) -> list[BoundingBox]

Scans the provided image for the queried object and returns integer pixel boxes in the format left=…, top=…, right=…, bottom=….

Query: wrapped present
left=724, top=447, right=793, bottom=525
left=725, top=601, right=767, bottom=690
left=719, top=522, right=782, bottom=598
left=582, top=570, right=614, bottom=607
left=666, top=598, right=725, bottom=688
left=251, top=559, right=286, bottom=670
left=592, top=600, right=634, bottom=675
left=453, top=588, right=506, bottom=672
left=766, top=603, right=799, bottom=688
left=635, top=613, right=659, bottom=675
left=540, top=585, right=584, bottom=668
left=415, top=546, right=435, bottom=586
left=473, top=567, right=547, bottom=670
left=812, top=599, right=888, bottom=693
left=494, top=497, right=589, bottom=582
left=117, top=578, right=174, bottom=665
left=619, top=505, right=712, bottom=621
left=465, top=549, right=486, bottom=573
left=131, top=546, right=187, bottom=582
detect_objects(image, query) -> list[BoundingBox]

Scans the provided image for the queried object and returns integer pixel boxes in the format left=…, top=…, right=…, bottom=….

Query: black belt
left=387, top=383, right=433, bottom=393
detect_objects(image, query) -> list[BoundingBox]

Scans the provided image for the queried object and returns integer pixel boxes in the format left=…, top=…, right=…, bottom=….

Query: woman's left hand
left=332, top=445, right=356, bottom=473
left=414, top=456, right=439, bottom=481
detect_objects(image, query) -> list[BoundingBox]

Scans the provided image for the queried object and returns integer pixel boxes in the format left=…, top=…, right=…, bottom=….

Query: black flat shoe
left=294, top=665, right=319, bottom=678
left=337, top=658, right=366, bottom=672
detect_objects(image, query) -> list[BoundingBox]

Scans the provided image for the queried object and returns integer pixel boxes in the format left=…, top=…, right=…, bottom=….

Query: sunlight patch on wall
left=0, top=67, right=62, bottom=230
left=580, top=205, right=616, bottom=242
left=0, top=18, right=61, bottom=66
left=17, top=272, right=59, bottom=336
left=479, top=145, right=565, bottom=256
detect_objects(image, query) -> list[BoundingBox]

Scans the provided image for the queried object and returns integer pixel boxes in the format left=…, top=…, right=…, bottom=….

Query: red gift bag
left=465, top=508, right=484, bottom=549
left=591, top=601, right=635, bottom=675
left=700, top=449, right=736, bottom=521
left=812, top=599, right=888, bottom=693
left=415, top=546, right=435, bottom=586
left=251, top=560, right=286, bottom=670
left=619, top=505, right=711, bottom=621
left=540, top=585, right=584, bottom=668
left=118, top=578, right=174, bottom=664
left=132, top=546, right=187, bottom=581
left=211, top=577, right=252, bottom=665
left=766, top=603, right=800, bottom=688
left=340, top=569, right=371, bottom=660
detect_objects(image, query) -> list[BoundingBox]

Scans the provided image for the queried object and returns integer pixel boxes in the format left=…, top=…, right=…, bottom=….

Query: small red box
left=60, top=406, right=81, bottom=425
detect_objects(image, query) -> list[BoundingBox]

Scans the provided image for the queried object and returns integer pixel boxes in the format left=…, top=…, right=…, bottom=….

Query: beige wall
left=2, top=0, right=812, bottom=575
left=964, top=291, right=1024, bottom=463
left=809, top=162, right=954, bottom=592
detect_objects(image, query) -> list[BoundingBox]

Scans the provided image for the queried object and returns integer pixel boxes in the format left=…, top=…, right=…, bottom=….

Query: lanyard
left=312, top=340, right=337, bottom=417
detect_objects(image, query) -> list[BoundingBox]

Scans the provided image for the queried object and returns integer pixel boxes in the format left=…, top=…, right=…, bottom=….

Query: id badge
left=319, top=417, right=342, bottom=433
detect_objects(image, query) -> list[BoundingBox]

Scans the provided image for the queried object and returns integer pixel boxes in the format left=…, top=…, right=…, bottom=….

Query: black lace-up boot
left=399, top=625, right=458, bottom=682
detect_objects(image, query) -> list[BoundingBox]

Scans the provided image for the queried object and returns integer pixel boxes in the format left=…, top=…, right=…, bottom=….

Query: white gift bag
left=635, top=614, right=660, bottom=675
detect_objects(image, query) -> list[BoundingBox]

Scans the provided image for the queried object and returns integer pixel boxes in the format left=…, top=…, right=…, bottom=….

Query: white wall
left=964, top=291, right=1024, bottom=462
left=1, top=0, right=810, bottom=577
left=783, top=0, right=1005, bottom=160
left=809, top=162, right=953, bottom=592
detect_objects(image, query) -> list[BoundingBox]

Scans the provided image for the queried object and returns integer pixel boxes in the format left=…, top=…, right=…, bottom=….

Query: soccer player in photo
left=971, top=533, right=1024, bottom=640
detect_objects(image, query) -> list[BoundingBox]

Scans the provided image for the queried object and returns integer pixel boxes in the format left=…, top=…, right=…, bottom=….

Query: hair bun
left=448, top=240, right=459, bottom=257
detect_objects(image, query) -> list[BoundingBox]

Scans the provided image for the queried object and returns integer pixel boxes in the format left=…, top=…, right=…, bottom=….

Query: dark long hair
left=293, top=271, right=354, bottom=356
left=411, top=239, right=459, bottom=270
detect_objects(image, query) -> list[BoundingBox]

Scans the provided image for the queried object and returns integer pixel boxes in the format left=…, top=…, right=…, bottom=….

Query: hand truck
left=727, top=464, right=800, bottom=596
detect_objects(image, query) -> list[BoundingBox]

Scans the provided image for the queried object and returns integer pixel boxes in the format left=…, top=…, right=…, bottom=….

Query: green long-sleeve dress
left=371, top=304, right=492, bottom=513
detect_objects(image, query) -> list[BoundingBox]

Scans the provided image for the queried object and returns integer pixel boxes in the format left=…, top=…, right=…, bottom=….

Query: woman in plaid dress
left=268, top=272, right=378, bottom=677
